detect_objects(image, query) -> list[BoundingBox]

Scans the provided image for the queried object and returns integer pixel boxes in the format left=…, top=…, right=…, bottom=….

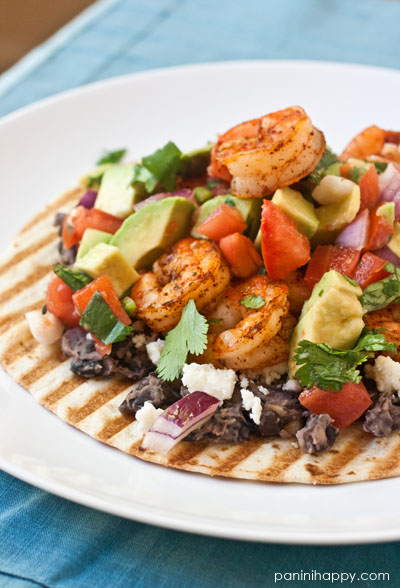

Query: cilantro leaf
left=293, top=328, right=396, bottom=391
left=157, top=299, right=208, bottom=381
left=308, top=148, right=339, bottom=184
left=142, top=141, right=182, bottom=192
left=349, top=166, right=367, bottom=184
left=132, top=163, right=158, bottom=193
left=361, top=262, right=400, bottom=312
left=80, top=291, right=132, bottom=345
left=225, top=195, right=236, bottom=207
left=240, top=295, right=265, bottom=309
left=374, top=161, right=388, bottom=174
left=96, top=148, right=127, bottom=166
left=53, top=263, right=92, bottom=291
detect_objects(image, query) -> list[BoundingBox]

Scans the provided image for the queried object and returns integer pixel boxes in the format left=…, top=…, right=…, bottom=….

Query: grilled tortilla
left=1, top=188, right=400, bottom=485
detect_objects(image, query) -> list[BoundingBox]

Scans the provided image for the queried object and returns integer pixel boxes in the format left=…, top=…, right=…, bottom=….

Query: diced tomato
left=353, top=251, right=390, bottom=289
left=304, top=245, right=360, bottom=289
left=46, top=274, right=80, bottom=328
left=196, top=203, right=247, bottom=241
left=330, top=246, right=360, bottom=277
left=62, top=206, right=122, bottom=249
left=73, top=275, right=131, bottom=326
left=261, top=201, right=310, bottom=281
left=94, top=337, right=112, bottom=357
left=304, top=245, right=333, bottom=289
left=359, top=165, right=380, bottom=211
left=219, top=232, right=262, bottom=278
left=367, top=203, right=394, bottom=250
left=299, top=382, right=372, bottom=429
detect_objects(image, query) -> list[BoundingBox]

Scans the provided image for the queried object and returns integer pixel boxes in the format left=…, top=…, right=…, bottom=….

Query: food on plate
left=3, top=107, right=400, bottom=484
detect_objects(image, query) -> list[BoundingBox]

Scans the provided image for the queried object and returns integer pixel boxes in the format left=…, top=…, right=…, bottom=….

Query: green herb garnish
left=225, top=195, right=236, bottom=207
left=361, top=262, right=400, bottom=312
left=80, top=291, right=133, bottom=345
left=308, top=148, right=339, bottom=184
left=141, top=141, right=182, bottom=192
left=294, top=328, right=396, bottom=391
left=53, top=263, right=92, bottom=291
left=373, top=161, right=388, bottom=174
left=240, top=295, right=265, bottom=309
left=343, top=275, right=360, bottom=288
left=157, top=299, right=208, bottom=381
left=349, top=166, right=367, bottom=184
left=96, top=148, right=127, bottom=166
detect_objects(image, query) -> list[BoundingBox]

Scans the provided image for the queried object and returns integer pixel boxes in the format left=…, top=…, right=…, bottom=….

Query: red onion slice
left=336, top=209, right=369, bottom=250
left=78, top=189, right=97, bottom=209
left=142, top=391, right=220, bottom=454
left=134, top=189, right=196, bottom=211
left=375, top=246, right=400, bottom=267
left=379, top=163, right=400, bottom=216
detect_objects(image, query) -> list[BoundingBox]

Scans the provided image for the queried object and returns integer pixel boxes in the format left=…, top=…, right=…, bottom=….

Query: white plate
left=1, top=61, right=400, bottom=545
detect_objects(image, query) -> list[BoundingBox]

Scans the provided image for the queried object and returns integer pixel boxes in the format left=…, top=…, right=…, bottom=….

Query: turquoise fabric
left=1, top=0, right=400, bottom=586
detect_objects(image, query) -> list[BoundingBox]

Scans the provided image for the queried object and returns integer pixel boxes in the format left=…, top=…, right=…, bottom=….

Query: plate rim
left=2, top=59, right=400, bottom=545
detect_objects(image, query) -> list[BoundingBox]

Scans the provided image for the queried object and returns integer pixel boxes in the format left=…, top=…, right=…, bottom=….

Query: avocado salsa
left=26, top=110, right=400, bottom=456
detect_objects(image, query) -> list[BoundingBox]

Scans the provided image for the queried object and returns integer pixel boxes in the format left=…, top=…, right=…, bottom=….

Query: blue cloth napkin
left=2, top=0, right=400, bottom=586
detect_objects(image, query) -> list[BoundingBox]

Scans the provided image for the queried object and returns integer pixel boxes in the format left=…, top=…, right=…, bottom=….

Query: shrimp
left=131, top=238, right=230, bottom=332
left=208, top=106, right=325, bottom=198
left=281, top=270, right=312, bottom=316
left=341, top=125, right=400, bottom=161
left=364, top=304, right=400, bottom=361
left=201, top=275, right=291, bottom=370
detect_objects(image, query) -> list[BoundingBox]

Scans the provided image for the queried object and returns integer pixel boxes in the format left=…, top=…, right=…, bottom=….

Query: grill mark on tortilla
left=0, top=299, right=45, bottom=337
left=18, top=189, right=80, bottom=235
left=303, top=428, right=372, bottom=484
left=209, top=438, right=266, bottom=475
left=0, top=265, right=52, bottom=305
left=1, top=334, right=39, bottom=367
left=0, top=234, right=56, bottom=278
left=369, top=436, right=400, bottom=479
left=260, top=445, right=302, bottom=482
left=128, top=440, right=142, bottom=455
left=19, top=354, right=64, bottom=387
left=167, top=442, right=208, bottom=467
left=97, top=415, right=133, bottom=441
left=42, top=375, right=87, bottom=408
left=67, top=380, right=131, bottom=425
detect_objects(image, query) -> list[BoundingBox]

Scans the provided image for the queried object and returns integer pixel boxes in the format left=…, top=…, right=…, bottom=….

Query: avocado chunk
left=272, top=187, right=319, bottom=238
left=80, top=164, right=112, bottom=190
left=74, top=243, right=139, bottom=297
left=388, top=220, right=400, bottom=257
left=94, top=164, right=147, bottom=219
left=179, top=144, right=213, bottom=178
left=289, top=270, right=364, bottom=377
left=191, top=194, right=262, bottom=240
left=311, top=185, right=360, bottom=245
left=76, top=228, right=112, bottom=261
left=110, top=196, right=196, bottom=269
left=377, top=201, right=395, bottom=225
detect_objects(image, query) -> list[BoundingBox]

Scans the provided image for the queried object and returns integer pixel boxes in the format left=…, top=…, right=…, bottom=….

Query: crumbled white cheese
left=182, top=363, right=237, bottom=402
left=365, top=355, right=400, bottom=394
left=146, top=339, right=165, bottom=365
left=241, top=389, right=262, bottom=425
left=132, top=334, right=147, bottom=348
left=283, top=378, right=302, bottom=393
left=135, top=401, right=164, bottom=435
left=239, top=375, right=249, bottom=389
left=244, top=361, right=288, bottom=385
left=258, top=385, right=269, bottom=395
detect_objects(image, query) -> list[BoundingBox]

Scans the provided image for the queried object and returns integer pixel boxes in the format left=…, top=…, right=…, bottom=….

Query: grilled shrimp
left=364, top=304, right=400, bottom=361
left=208, top=106, right=325, bottom=198
left=281, top=270, right=312, bottom=315
left=201, top=275, right=290, bottom=370
left=341, top=125, right=400, bottom=162
left=131, top=238, right=230, bottom=332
